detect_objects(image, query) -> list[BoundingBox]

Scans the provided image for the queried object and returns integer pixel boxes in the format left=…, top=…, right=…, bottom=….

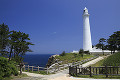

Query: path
left=82, top=56, right=104, bottom=67
left=13, top=56, right=119, bottom=80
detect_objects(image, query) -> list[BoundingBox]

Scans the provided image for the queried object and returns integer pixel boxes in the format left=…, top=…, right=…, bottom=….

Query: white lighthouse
left=83, top=7, right=92, bottom=51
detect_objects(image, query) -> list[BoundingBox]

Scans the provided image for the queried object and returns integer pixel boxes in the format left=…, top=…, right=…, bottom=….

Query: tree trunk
left=111, top=50, right=112, bottom=54
left=9, top=46, right=13, bottom=61
left=14, top=53, right=15, bottom=58
left=20, top=66, right=22, bottom=75
left=102, top=50, right=104, bottom=55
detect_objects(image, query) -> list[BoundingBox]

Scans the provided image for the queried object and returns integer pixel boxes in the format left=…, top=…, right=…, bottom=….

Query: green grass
left=90, top=58, right=105, bottom=67
left=76, top=75, right=120, bottom=79
left=55, top=53, right=94, bottom=64
left=25, top=70, right=50, bottom=75
left=2, top=73, right=28, bottom=80
left=90, top=52, right=120, bottom=67
left=73, top=52, right=120, bottom=79
left=103, top=52, right=120, bottom=66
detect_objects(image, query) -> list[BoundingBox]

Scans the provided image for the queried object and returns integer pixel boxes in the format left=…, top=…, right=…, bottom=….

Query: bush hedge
left=0, top=57, right=18, bottom=79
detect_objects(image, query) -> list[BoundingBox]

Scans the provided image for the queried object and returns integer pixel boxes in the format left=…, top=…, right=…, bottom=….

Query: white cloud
left=53, top=32, right=57, bottom=34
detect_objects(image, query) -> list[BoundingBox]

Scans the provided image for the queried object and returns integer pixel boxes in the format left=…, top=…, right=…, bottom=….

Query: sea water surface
left=23, top=54, right=54, bottom=67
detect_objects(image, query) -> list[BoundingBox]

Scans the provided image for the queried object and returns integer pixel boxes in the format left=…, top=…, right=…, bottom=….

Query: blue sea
left=23, top=54, right=54, bottom=67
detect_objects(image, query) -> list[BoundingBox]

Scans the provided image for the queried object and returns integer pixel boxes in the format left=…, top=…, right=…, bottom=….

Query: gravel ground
left=13, top=77, right=47, bottom=80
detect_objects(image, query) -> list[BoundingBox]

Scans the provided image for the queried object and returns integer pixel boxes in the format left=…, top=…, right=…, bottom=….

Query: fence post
left=24, top=65, right=25, bottom=71
left=20, top=65, right=22, bottom=75
left=55, top=65, right=56, bottom=72
left=117, top=66, right=118, bottom=74
left=89, top=66, right=92, bottom=77
left=28, top=65, right=29, bottom=72
left=68, top=63, right=69, bottom=67
left=76, top=66, right=77, bottom=76
left=63, top=64, right=65, bottom=70
left=69, top=66, right=71, bottom=75
left=38, top=66, right=39, bottom=72
left=58, top=64, right=59, bottom=71
left=105, top=65, right=108, bottom=78
left=32, top=66, right=33, bottom=72
left=47, top=66, right=48, bottom=74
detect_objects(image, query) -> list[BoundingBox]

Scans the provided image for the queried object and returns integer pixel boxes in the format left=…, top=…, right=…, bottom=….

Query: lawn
left=76, top=75, right=120, bottom=79
left=90, top=58, right=105, bottom=67
left=73, top=52, right=120, bottom=79
left=26, top=70, right=50, bottom=75
left=55, top=53, right=94, bottom=64
left=2, top=73, right=28, bottom=80
left=90, top=52, right=120, bottom=67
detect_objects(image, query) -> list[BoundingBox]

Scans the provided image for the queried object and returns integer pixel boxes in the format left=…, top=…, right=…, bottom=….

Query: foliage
left=95, top=31, right=120, bottom=54
left=79, top=49, right=84, bottom=58
left=60, top=51, right=66, bottom=56
left=0, top=57, right=18, bottom=79
left=103, top=52, right=120, bottom=66
left=84, top=50, right=90, bottom=54
left=0, top=23, right=9, bottom=56
left=79, top=49, right=84, bottom=54
left=99, top=38, right=106, bottom=46
left=0, top=23, right=34, bottom=61
left=2, top=73, right=28, bottom=80
left=79, top=49, right=90, bottom=57
left=9, top=31, right=34, bottom=62
left=73, top=53, right=77, bottom=58
left=55, top=53, right=94, bottom=64
left=29, top=70, right=49, bottom=75
left=9, top=61, right=19, bottom=76
left=95, top=38, right=106, bottom=55
left=0, top=23, right=34, bottom=75
left=107, top=31, right=120, bottom=53
left=95, top=43, right=103, bottom=49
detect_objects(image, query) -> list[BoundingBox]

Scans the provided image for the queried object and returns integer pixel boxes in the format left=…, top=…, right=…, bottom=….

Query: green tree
left=79, top=49, right=84, bottom=58
left=99, top=38, right=106, bottom=55
left=9, top=31, right=34, bottom=74
left=0, top=23, right=34, bottom=75
left=107, top=31, right=120, bottom=53
left=95, top=43, right=103, bottom=49
left=0, top=23, right=9, bottom=56
left=9, top=31, right=33, bottom=60
left=95, top=38, right=106, bottom=55
left=84, top=50, right=90, bottom=54
left=114, top=31, right=120, bottom=50
left=60, top=51, right=66, bottom=56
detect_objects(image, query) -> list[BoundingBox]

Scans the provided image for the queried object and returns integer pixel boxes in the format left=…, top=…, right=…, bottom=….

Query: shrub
left=9, top=62, right=18, bottom=76
left=0, top=57, right=11, bottom=77
left=60, top=51, right=66, bottom=56
left=84, top=50, right=90, bottom=54
left=0, top=57, right=18, bottom=79
left=38, top=71, right=47, bottom=75
left=79, top=49, right=84, bottom=54
left=73, top=53, right=77, bottom=58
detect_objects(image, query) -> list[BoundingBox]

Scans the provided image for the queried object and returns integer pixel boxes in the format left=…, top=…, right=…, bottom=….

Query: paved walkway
left=13, top=56, right=120, bottom=80
left=82, top=56, right=104, bottom=67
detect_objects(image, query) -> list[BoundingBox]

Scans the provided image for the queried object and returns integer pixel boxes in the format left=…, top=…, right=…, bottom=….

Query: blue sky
left=0, top=0, right=120, bottom=54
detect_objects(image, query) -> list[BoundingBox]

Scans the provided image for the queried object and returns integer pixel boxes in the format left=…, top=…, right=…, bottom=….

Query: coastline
left=23, top=54, right=54, bottom=67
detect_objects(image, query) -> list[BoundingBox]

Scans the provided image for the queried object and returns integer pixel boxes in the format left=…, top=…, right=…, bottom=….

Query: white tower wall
left=83, top=7, right=92, bottom=51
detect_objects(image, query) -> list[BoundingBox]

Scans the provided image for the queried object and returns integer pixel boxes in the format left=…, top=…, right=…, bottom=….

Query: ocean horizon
left=23, top=54, right=54, bottom=67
